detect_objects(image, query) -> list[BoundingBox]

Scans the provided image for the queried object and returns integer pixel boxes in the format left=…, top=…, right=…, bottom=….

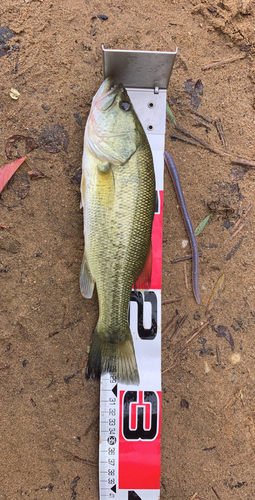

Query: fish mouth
left=95, top=77, right=125, bottom=111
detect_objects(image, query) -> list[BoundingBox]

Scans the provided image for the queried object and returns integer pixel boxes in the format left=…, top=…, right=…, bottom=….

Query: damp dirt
left=1, top=1, right=255, bottom=499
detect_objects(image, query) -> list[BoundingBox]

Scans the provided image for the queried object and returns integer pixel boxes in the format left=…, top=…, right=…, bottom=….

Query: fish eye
left=120, top=101, right=131, bottom=111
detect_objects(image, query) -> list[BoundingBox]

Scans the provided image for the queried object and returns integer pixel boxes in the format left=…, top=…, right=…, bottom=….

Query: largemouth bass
left=80, top=77, right=155, bottom=384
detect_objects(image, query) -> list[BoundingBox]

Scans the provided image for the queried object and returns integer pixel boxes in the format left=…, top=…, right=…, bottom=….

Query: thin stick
left=242, top=204, right=252, bottom=218
left=215, top=118, right=226, bottom=147
left=172, top=253, right=202, bottom=263
left=189, top=108, right=213, bottom=123
left=229, top=219, right=249, bottom=240
left=73, top=456, right=97, bottom=467
left=162, top=363, right=178, bottom=374
left=162, top=298, right=182, bottom=304
left=244, top=297, right=255, bottom=318
left=162, top=311, right=181, bottom=337
left=216, top=342, right=221, bottom=365
left=190, top=494, right=199, bottom=500
left=230, top=215, right=243, bottom=235
left=211, top=486, right=222, bottom=500
left=202, top=53, right=246, bottom=70
left=191, top=115, right=212, bottom=129
left=171, top=255, right=192, bottom=264
left=232, top=157, right=255, bottom=168
left=172, top=131, right=255, bottom=168
left=0, top=365, right=10, bottom=370
left=173, top=125, right=230, bottom=157
left=49, top=317, right=82, bottom=338
left=174, top=317, right=214, bottom=356
left=183, top=261, right=189, bottom=290
left=230, top=204, right=252, bottom=235
left=238, top=202, right=243, bottom=217
left=171, top=134, right=202, bottom=148
left=170, top=314, right=188, bottom=342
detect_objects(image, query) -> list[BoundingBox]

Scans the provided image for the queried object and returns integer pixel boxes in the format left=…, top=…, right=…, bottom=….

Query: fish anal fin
left=80, top=254, right=95, bottom=299
left=134, top=242, right=153, bottom=290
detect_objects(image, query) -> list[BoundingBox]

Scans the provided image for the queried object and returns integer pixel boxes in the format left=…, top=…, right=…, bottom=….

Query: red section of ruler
left=132, top=190, right=163, bottom=291
left=150, top=190, right=163, bottom=290
left=118, top=390, right=161, bottom=490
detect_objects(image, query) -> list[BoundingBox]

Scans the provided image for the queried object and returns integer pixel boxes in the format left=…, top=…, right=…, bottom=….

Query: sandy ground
left=1, top=0, right=255, bottom=499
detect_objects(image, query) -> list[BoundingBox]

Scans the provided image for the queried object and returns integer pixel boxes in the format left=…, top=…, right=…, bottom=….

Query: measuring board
left=99, top=46, right=177, bottom=500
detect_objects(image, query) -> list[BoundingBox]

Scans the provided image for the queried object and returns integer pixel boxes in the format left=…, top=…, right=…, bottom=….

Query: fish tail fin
left=86, top=326, right=140, bottom=385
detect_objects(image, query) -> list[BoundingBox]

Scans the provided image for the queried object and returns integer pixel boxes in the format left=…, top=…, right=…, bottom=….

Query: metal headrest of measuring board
left=102, top=45, right=178, bottom=91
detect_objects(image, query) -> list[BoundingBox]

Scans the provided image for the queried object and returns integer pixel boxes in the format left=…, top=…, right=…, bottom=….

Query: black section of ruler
left=128, top=492, right=142, bottom=500
left=112, top=384, right=118, bottom=397
left=111, top=485, right=116, bottom=493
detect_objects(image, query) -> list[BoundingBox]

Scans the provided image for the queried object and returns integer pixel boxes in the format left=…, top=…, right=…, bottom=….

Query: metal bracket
left=102, top=44, right=177, bottom=89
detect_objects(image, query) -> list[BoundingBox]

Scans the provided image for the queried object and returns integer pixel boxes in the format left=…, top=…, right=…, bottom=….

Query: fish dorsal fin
left=80, top=254, right=95, bottom=299
left=134, top=242, right=153, bottom=290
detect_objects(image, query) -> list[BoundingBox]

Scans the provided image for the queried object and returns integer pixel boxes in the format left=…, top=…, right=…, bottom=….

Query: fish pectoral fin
left=134, top=241, right=153, bottom=290
left=80, top=254, right=95, bottom=298
left=98, top=162, right=111, bottom=173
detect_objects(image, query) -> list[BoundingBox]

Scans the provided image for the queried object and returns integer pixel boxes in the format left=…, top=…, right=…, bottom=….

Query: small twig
left=212, top=486, right=222, bottom=500
left=230, top=204, right=252, bottom=235
left=49, top=317, right=82, bottom=338
left=73, top=456, right=97, bottom=467
left=202, top=53, right=246, bottom=70
left=242, top=203, right=252, bottom=218
left=206, top=274, right=225, bottom=314
left=162, top=363, right=178, bottom=374
left=229, top=219, right=249, bottom=240
left=230, top=214, right=243, bottom=235
left=171, top=133, right=202, bottom=148
left=216, top=342, right=221, bottom=365
left=173, top=123, right=230, bottom=157
left=226, top=236, right=244, bottom=261
left=170, top=314, right=188, bottom=342
left=174, top=317, right=214, bottom=356
left=162, top=311, right=180, bottom=337
left=183, top=261, right=189, bottom=290
left=231, top=157, right=255, bottom=168
left=238, top=202, right=243, bottom=217
left=0, top=365, right=10, bottom=370
left=215, top=118, right=226, bottom=147
left=162, top=297, right=182, bottom=304
left=244, top=297, right=255, bottom=318
left=188, top=108, right=213, bottom=123
left=191, top=114, right=212, bottom=129
left=171, top=253, right=202, bottom=264
left=189, top=493, right=199, bottom=500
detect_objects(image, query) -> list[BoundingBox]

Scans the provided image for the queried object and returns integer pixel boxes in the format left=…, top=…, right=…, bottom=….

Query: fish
left=80, top=77, right=155, bottom=384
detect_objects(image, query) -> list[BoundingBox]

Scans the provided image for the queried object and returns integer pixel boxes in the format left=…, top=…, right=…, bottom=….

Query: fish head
left=85, top=77, right=142, bottom=165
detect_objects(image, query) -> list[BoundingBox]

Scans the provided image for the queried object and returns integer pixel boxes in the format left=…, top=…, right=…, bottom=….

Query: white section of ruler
left=99, top=88, right=166, bottom=500
left=99, top=373, right=119, bottom=499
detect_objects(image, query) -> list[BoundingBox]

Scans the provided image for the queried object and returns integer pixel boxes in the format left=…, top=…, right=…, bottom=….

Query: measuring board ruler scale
left=99, top=46, right=177, bottom=500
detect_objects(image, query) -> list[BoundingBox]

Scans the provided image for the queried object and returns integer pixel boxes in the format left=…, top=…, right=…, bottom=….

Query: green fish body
left=80, top=77, right=155, bottom=384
